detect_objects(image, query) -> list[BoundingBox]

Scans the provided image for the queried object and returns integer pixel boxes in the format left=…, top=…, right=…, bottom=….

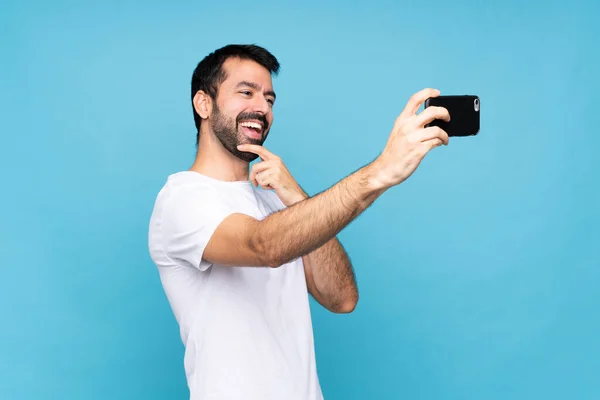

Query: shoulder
left=148, top=172, right=241, bottom=270
left=149, top=171, right=229, bottom=232
left=157, top=171, right=224, bottom=206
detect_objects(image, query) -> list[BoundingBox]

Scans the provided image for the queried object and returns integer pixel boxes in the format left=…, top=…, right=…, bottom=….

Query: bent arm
left=204, top=163, right=387, bottom=268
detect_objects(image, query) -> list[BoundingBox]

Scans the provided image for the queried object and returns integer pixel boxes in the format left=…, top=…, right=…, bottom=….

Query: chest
left=222, top=189, right=284, bottom=220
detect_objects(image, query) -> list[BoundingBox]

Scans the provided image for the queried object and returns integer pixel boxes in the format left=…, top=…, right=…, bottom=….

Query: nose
left=251, top=94, right=271, bottom=115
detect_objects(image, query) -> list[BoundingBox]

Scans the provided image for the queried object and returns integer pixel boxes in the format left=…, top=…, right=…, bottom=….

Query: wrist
left=362, top=159, right=392, bottom=193
left=287, top=190, right=309, bottom=207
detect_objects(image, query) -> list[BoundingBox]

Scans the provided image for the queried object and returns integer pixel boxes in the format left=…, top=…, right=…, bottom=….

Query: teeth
left=240, top=122, right=262, bottom=130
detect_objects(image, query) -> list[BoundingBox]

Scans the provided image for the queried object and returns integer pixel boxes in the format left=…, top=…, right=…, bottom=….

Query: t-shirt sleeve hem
left=160, top=184, right=239, bottom=272
left=192, top=209, right=238, bottom=272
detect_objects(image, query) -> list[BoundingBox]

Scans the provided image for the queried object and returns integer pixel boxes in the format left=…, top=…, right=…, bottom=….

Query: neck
left=189, top=129, right=250, bottom=182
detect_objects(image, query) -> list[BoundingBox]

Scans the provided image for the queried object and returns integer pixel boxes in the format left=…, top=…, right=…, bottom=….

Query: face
left=209, top=58, right=276, bottom=162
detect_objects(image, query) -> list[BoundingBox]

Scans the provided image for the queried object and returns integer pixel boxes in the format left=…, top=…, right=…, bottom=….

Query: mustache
left=236, top=112, right=269, bottom=131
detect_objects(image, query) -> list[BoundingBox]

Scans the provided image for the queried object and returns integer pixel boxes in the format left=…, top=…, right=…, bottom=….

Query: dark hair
left=191, top=44, right=280, bottom=146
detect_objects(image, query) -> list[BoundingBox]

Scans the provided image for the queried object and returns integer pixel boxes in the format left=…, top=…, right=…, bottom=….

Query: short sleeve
left=161, top=184, right=236, bottom=272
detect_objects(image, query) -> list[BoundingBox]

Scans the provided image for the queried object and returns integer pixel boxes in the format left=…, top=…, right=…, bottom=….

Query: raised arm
left=203, top=88, right=450, bottom=268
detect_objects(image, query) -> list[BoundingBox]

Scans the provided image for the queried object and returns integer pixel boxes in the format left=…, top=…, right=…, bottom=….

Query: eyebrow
left=236, top=81, right=276, bottom=100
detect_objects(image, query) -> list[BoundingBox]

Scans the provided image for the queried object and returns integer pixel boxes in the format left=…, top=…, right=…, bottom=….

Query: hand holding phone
left=424, top=95, right=480, bottom=137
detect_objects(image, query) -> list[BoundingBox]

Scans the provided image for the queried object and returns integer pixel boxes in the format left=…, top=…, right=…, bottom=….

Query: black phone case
left=424, top=95, right=480, bottom=137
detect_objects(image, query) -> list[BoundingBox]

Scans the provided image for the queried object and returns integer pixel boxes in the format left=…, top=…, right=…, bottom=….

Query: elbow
left=333, top=294, right=359, bottom=314
left=261, top=244, right=287, bottom=269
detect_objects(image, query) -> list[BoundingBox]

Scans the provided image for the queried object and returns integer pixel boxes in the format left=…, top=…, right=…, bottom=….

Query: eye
left=267, top=98, right=275, bottom=106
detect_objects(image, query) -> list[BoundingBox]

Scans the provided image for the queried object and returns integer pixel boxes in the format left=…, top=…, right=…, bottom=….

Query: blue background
left=2, top=0, right=599, bottom=399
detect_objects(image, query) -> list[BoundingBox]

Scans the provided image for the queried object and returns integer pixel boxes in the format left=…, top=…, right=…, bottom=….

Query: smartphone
left=424, top=95, right=480, bottom=137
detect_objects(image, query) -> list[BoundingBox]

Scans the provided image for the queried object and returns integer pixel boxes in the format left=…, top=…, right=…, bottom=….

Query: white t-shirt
left=148, top=171, right=324, bottom=400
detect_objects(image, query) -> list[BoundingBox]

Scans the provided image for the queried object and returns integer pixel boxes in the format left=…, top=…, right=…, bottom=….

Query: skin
left=191, top=57, right=450, bottom=314
left=191, top=57, right=276, bottom=181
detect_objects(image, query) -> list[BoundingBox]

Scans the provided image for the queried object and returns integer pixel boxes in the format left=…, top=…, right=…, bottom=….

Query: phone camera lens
left=474, top=98, right=480, bottom=112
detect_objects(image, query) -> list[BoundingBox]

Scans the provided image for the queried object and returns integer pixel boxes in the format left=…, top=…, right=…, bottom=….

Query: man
left=148, top=44, right=450, bottom=400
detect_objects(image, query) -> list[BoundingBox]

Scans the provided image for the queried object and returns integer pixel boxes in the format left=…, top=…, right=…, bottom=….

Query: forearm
left=306, top=238, right=357, bottom=311
left=253, top=163, right=387, bottom=267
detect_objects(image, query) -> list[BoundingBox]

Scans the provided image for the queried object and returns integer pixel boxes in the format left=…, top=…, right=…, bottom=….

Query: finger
left=237, top=144, right=277, bottom=161
left=411, top=106, right=450, bottom=130
left=250, top=160, right=276, bottom=175
left=256, top=170, right=275, bottom=189
left=407, top=126, right=449, bottom=146
left=399, top=88, right=440, bottom=120
left=249, top=160, right=276, bottom=185
left=423, top=138, right=444, bottom=151
left=248, top=167, right=258, bottom=186
left=412, top=138, right=444, bottom=161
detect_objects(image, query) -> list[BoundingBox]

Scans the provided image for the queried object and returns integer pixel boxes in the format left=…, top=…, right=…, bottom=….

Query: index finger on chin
left=237, top=144, right=273, bottom=160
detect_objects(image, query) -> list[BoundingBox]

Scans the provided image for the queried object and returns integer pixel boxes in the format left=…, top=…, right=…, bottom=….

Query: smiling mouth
left=239, top=121, right=264, bottom=139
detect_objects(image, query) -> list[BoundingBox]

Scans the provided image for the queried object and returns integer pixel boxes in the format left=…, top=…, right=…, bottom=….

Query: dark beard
left=210, top=104, right=269, bottom=162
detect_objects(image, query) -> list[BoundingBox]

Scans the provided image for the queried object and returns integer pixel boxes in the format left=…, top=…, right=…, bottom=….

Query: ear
left=193, top=90, right=213, bottom=119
